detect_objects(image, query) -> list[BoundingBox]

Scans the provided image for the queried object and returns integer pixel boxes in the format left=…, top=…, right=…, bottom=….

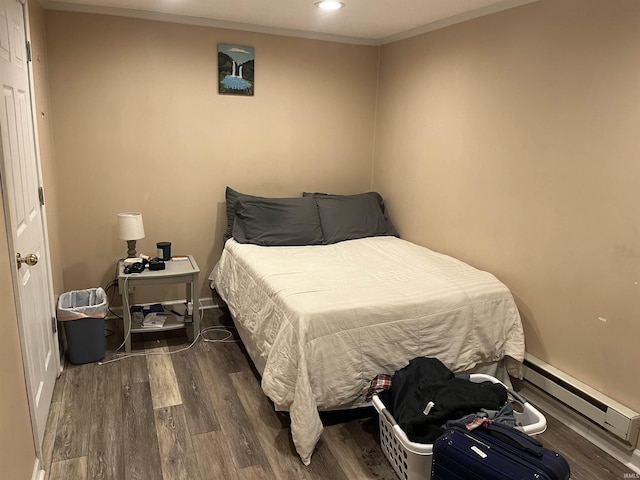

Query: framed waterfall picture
left=218, top=44, right=255, bottom=96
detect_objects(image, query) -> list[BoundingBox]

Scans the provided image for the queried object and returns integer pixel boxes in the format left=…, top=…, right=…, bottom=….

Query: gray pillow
left=232, top=195, right=324, bottom=246
left=310, top=192, right=398, bottom=244
left=224, top=187, right=256, bottom=242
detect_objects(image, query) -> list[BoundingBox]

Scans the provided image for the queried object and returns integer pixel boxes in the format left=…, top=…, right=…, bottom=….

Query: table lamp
left=118, top=212, right=145, bottom=258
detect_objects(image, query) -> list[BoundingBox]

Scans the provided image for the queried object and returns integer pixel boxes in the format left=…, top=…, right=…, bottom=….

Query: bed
left=210, top=188, right=525, bottom=465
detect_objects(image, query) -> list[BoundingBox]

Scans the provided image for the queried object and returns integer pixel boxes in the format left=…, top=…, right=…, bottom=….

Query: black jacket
left=380, top=357, right=507, bottom=443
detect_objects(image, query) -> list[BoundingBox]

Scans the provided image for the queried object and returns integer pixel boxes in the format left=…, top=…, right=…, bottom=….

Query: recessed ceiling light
left=315, top=1, right=345, bottom=11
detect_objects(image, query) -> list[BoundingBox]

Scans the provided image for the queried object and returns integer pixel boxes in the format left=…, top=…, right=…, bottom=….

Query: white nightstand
left=117, top=255, right=201, bottom=352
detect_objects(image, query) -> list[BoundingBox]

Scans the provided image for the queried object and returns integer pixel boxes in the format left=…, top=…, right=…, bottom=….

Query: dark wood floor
left=41, top=308, right=635, bottom=480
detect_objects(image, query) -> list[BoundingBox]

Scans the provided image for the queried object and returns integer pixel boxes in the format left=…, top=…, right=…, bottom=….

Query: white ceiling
left=41, top=0, right=538, bottom=45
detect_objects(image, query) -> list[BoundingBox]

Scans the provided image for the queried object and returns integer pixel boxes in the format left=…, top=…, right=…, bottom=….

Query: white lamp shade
left=118, top=212, right=145, bottom=240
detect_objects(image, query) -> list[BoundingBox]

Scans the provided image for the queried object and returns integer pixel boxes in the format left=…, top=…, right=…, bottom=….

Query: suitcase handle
left=483, top=422, right=545, bottom=457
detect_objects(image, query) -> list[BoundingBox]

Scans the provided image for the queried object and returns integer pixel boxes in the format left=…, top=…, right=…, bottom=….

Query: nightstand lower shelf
left=130, top=311, right=193, bottom=334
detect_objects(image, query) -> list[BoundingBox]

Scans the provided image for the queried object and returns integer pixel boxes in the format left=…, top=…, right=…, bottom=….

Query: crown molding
left=40, top=0, right=539, bottom=46
left=379, top=0, right=539, bottom=45
left=39, top=0, right=378, bottom=46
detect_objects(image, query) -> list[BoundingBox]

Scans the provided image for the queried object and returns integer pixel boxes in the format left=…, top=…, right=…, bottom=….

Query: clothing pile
left=369, top=357, right=518, bottom=443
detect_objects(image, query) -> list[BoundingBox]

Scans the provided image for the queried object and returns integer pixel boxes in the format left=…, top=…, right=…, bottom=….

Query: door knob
left=16, top=253, right=38, bottom=269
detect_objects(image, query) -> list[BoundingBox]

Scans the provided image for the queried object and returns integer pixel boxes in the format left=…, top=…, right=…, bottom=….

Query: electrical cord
left=98, top=303, right=236, bottom=365
left=99, top=262, right=124, bottom=341
left=105, top=261, right=124, bottom=320
left=99, top=260, right=236, bottom=365
left=200, top=325, right=236, bottom=343
left=110, top=274, right=133, bottom=354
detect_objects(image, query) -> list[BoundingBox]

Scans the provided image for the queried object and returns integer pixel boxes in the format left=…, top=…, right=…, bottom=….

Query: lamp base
left=126, top=240, right=137, bottom=258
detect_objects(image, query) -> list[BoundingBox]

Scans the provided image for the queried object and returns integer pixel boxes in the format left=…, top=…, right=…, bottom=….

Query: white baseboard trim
left=198, top=296, right=221, bottom=309
left=633, top=450, right=640, bottom=475
left=520, top=381, right=640, bottom=474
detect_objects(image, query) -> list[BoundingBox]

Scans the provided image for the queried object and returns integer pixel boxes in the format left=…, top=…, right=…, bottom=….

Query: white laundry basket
left=371, top=373, right=547, bottom=480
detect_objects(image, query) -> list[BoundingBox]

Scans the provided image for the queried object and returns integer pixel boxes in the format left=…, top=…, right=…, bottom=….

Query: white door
left=0, top=0, right=58, bottom=454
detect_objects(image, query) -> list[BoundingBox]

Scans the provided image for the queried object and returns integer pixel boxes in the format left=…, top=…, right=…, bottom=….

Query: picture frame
left=218, top=44, right=255, bottom=96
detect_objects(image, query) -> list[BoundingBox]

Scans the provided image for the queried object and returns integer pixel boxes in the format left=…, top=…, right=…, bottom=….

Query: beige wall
left=44, top=11, right=379, bottom=301
left=29, top=0, right=63, bottom=299
left=374, top=0, right=640, bottom=413
left=0, top=195, right=36, bottom=479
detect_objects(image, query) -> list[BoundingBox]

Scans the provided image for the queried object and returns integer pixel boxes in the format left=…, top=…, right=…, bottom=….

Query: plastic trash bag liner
left=57, top=287, right=108, bottom=321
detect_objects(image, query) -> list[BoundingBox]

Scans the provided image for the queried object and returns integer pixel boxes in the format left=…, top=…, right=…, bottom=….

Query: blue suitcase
left=432, top=422, right=570, bottom=480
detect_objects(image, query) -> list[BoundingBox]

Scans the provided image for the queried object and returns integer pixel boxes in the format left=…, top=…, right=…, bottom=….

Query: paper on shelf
left=141, top=313, right=167, bottom=327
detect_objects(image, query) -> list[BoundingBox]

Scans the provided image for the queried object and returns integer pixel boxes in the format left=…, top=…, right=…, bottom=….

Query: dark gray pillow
left=305, top=192, right=398, bottom=243
left=232, top=196, right=324, bottom=246
left=310, top=192, right=397, bottom=244
left=224, top=187, right=256, bottom=242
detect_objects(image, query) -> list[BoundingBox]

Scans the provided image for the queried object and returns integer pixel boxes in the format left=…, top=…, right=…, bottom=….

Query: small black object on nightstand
left=149, top=257, right=166, bottom=271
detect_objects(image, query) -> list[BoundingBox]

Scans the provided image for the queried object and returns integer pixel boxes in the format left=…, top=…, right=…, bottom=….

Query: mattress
left=211, top=236, right=525, bottom=465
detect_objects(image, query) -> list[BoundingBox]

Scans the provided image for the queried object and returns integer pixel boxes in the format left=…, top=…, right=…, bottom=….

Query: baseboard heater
left=523, top=353, right=640, bottom=447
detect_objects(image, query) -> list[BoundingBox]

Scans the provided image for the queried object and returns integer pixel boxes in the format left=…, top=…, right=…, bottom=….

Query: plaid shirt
left=464, top=416, right=493, bottom=430
left=362, top=373, right=393, bottom=401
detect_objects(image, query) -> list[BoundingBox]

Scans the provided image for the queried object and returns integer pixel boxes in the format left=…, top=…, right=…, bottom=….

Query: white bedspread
left=212, top=236, right=524, bottom=465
